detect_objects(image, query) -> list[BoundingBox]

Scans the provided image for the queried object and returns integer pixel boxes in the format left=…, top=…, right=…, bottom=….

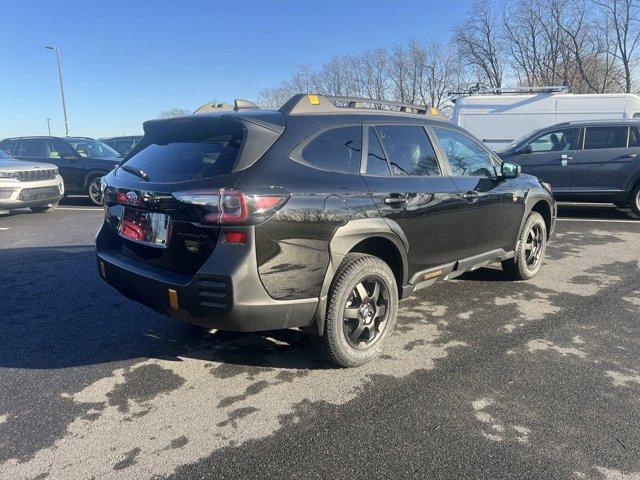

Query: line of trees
left=258, top=0, right=640, bottom=112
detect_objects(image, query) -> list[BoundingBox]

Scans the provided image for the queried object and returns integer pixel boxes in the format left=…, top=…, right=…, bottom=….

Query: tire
left=501, top=211, right=547, bottom=281
left=30, top=204, right=58, bottom=213
left=87, top=177, right=104, bottom=206
left=315, top=253, right=398, bottom=368
left=631, top=183, right=640, bottom=218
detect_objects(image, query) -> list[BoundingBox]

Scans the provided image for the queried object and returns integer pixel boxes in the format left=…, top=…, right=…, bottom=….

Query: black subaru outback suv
left=96, top=94, right=556, bottom=367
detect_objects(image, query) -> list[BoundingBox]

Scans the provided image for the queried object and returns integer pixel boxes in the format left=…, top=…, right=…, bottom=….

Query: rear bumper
left=96, top=223, right=318, bottom=331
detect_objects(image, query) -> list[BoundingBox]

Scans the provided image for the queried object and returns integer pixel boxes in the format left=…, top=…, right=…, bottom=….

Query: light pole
left=45, top=46, right=69, bottom=136
left=428, top=64, right=436, bottom=107
left=46, top=117, right=52, bottom=136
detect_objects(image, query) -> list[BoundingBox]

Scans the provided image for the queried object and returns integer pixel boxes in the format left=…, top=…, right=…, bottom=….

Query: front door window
left=529, top=128, right=579, bottom=152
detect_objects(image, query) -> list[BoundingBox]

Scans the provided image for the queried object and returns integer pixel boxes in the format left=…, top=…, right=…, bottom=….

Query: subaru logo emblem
left=125, top=191, right=138, bottom=204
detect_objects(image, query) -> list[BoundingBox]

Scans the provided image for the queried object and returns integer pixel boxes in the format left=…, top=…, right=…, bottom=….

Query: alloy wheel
left=343, top=276, right=390, bottom=349
left=524, top=223, right=545, bottom=269
left=88, top=178, right=103, bottom=205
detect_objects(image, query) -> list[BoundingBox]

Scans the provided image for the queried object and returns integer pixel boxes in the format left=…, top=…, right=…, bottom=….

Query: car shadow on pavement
left=0, top=245, right=327, bottom=372
left=59, top=195, right=95, bottom=207
left=557, top=203, right=638, bottom=220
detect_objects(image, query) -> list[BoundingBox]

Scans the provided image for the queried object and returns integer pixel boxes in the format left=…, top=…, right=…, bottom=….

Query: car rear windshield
left=120, top=118, right=245, bottom=183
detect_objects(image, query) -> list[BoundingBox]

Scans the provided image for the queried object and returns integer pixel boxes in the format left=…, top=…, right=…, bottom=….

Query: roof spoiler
left=279, top=93, right=442, bottom=116
left=193, top=99, right=260, bottom=114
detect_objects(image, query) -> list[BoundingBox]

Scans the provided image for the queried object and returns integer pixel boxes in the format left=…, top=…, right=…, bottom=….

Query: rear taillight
left=173, top=188, right=289, bottom=225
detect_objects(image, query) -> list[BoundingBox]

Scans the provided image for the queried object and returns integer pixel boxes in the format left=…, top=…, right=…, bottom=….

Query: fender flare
left=304, top=218, right=409, bottom=336
left=517, top=190, right=555, bottom=246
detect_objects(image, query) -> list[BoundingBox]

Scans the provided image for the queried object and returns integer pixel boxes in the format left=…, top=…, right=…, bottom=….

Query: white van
left=451, top=88, right=640, bottom=151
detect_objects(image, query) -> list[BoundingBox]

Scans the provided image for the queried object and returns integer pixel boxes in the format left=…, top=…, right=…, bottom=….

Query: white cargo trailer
left=451, top=88, right=640, bottom=151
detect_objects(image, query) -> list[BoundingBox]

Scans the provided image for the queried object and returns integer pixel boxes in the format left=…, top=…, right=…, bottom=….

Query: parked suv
left=99, top=135, right=143, bottom=157
left=0, top=149, right=64, bottom=213
left=498, top=120, right=640, bottom=216
left=96, top=94, right=556, bottom=367
left=0, top=136, right=122, bottom=205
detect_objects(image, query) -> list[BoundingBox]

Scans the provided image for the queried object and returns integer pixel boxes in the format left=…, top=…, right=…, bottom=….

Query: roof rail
left=279, top=93, right=441, bottom=116
left=193, top=99, right=260, bottom=115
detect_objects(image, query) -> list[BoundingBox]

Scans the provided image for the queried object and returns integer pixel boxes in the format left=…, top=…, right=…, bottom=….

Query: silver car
left=0, top=149, right=64, bottom=214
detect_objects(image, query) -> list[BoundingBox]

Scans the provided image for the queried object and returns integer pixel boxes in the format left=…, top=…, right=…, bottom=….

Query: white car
left=0, top=150, right=64, bottom=214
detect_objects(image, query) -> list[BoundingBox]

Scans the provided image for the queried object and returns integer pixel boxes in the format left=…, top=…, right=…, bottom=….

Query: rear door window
left=376, top=125, right=440, bottom=176
left=121, top=119, right=245, bottom=182
left=17, top=139, right=45, bottom=158
left=366, top=127, right=391, bottom=175
left=301, top=126, right=362, bottom=174
left=584, top=126, right=628, bottom=149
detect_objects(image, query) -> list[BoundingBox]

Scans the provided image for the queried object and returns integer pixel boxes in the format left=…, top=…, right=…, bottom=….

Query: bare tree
left=258, top=0, right=640, bottom=114
left=454, top=0, right=505, bottom=88
left=257, top=86, right=291, bottom=108
left=158, top=108, right=191, bottom=118
left=593, top=0, right=640, bottom=92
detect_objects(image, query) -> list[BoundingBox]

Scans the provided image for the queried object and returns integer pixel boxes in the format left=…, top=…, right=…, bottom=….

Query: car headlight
left=0, top=172, right=16, bottom=179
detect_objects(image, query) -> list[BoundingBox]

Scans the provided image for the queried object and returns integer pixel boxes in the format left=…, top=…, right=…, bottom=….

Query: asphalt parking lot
left=0, top=200, right=639, bottom=480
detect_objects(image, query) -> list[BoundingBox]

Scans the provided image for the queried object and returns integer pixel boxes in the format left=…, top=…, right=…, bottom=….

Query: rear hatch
left=100, top=112, right=284, bottom=276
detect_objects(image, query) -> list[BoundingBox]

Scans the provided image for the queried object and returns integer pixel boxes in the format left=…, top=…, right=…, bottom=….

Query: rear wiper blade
left=121, top=165, right=150, bottom=181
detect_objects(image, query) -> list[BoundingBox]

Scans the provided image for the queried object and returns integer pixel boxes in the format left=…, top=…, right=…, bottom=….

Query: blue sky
left=0, top=0, right=472, bottom=138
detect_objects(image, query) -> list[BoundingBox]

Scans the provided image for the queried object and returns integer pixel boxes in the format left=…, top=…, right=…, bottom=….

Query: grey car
left=498, top=119, right=640, bottom=217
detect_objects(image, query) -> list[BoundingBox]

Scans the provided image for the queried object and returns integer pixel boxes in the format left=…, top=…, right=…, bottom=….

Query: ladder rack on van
left=449, top=85, right=569, bottom=98
left=280, top=93, right=440, bottom=116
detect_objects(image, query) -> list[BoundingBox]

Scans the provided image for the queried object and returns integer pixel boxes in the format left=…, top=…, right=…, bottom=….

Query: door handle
left=561, top=153, right=572, bottom=166
left=384, top=193, right=407, bottom=206
left=461, top=191, right=479, bottom=203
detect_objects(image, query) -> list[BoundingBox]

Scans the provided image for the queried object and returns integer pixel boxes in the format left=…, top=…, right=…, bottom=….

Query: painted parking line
left=557, top=218, right=639, bottom=224
left=0, top=227, right=10, bottom=230
left=57, top=207, right=103, bottom=212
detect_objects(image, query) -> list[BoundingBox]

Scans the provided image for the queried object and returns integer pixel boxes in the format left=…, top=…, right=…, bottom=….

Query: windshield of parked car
left=68, top=140, right=120, bottom=158
left=499, top=129, right=543, bottom=152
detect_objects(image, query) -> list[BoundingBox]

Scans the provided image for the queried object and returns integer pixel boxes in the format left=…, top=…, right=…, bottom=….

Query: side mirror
left=516, top=144, right=532, bottom=154
left=501, top=161, right=521, bottom=179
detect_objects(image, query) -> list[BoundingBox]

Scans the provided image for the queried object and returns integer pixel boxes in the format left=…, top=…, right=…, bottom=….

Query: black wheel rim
left=524, top=223, right=545, bottom=269
left=343, top=276, right=390, bottom=350
left=89, top=179, right=103, bottom=205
